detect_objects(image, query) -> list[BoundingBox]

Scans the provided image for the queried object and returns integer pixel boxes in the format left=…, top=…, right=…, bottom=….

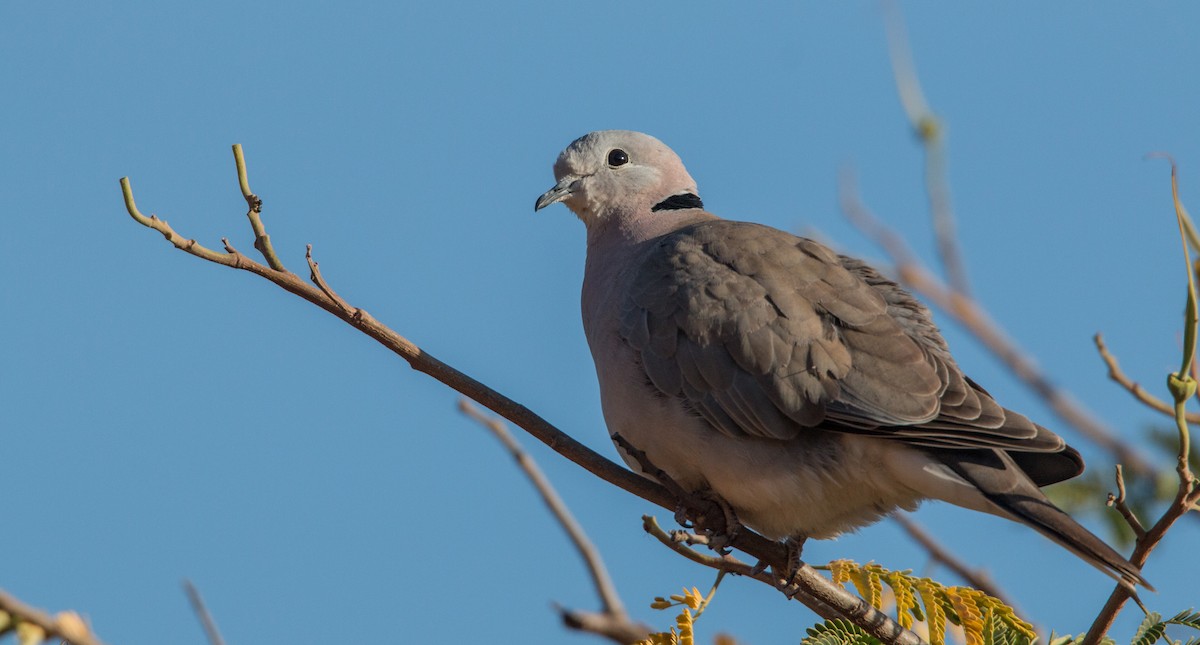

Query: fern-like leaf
left=849, top=567, right=883, bottom=609
left=828, top=559, right=855, bottom=588
left=803, top=619, right=883, bottom=645
left=1132, top=612, right=1166, bottom=645
left=947, top=588, right=985, bottom=645
left=884, top=570, right=919, bottom=629
left=916, top=578, right=948, bottom=645
left=819, top=560, right=1036, bottom=645
left=981, top=609, right=1033, bottom=645
left=1167, top=610, right=1200, bottom=631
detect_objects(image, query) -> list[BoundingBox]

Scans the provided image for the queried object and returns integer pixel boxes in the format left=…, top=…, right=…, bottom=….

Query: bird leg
left=751, top=534, right=807, bottom=586
left=775, top=535, right=808, bottom=594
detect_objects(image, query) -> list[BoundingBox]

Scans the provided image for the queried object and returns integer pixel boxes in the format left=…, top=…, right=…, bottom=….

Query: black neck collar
left=651, top=192, right=704, bottom=212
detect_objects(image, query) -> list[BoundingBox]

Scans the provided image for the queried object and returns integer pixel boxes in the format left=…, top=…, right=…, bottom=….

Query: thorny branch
left=0, top=588, right=102, bottom=645
left=120, top=146, right=926, bottom=645
left=458, top=400, right=650, bottom=643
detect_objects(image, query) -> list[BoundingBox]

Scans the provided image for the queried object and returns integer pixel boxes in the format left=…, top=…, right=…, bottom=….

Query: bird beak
left=534, top=177, right=578, bottom=211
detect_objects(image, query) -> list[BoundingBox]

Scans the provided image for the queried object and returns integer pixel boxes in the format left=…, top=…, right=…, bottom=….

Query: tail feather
left=941, top=448, right=1152, bottom=591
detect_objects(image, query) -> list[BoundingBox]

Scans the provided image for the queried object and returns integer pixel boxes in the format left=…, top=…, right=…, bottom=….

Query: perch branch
left=0, top=588, right=103, bottom=645
left=120, top=148, right=924, bottom=645
left=642, top=516, right=921, bottom=645
left=458, top=400, right=648, bottom=643
left=183, top=580, right=227, bottom=645
left=839, top=173, right=1156, bottom=476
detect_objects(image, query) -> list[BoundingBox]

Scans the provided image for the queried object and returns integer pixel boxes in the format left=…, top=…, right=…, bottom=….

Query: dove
left=534, top=130, right=1148, bottom=589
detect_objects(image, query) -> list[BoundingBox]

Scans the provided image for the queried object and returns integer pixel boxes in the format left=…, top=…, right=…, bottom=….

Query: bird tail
left=944, top=449, right=1153, bottom=591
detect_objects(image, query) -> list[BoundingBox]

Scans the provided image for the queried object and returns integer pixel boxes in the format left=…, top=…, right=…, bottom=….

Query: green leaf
left=1166, top=610, right=1200, bottom=631
left=1133, top=612, right=1167, bottom=645
left=803, top=619, right=883, bottom=645
left=982, top=611, right=1033, bottom=645
left=1046, top=633, right=1081, bottom=645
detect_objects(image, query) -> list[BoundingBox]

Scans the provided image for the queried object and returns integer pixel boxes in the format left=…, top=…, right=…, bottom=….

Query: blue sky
left=3, top=2, right=1198, bottom=643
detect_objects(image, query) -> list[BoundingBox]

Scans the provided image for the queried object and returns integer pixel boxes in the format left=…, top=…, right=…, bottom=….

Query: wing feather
left=618, top=219, right=1064, bottom=456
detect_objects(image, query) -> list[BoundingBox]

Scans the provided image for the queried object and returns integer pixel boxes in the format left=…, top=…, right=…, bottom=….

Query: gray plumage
left=535, top=130, right=1148, bottom=589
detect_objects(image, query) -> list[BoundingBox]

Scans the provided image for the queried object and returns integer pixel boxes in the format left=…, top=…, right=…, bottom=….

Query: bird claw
left=673, top=505, right=695, bottom=529
left=675, top=488, right=741, bottom=555
left=772, top=535, right=807, bottom=590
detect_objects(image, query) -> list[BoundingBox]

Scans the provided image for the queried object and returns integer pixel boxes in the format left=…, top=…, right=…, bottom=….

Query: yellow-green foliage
left=823, top=560, right=1037, bottom=645
left=1052, top=610, right=1200, bottom=645
left=638, top=563, right=1197, bottom=645
left=638, top=585, right=741, bottom=645
left=639, top=587, right=705, bottom=645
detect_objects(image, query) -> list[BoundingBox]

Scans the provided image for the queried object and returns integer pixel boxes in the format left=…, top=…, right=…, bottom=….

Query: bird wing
left=619, top=219, right=1066, bottom=459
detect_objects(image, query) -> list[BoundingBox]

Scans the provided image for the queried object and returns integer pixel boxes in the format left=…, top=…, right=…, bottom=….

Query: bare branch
left=121, top=177, right=240, bottom=266
left=458, top=400, right=648, bottom=642
left=0, top=588, right=104, bottom=645
left=883, top=0, right=970, bottom=297
left=183, top=580, right=227, bottom=645
left=231, top=144, right=284, bottom=272
left=1094, top=333, right=1200, bottom=423
left=839, top=174, right=1156, bottom=476
left=559, top=608, right=654, bottom=644
left=121, top=149, right=926, bottom=645
left=891, top=513, right=1014, bottom=608
left=1105, top=465, right=1147, bottom=539
left=306, top=244, right=354, bottom=315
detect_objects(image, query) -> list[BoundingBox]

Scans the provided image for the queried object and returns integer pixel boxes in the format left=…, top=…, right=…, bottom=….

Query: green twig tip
left=232, top=144, right=253, bottom=198
left=120, top=176, right=151, bottom=225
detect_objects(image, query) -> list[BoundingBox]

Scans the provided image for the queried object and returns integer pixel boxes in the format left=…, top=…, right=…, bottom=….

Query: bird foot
left=675, top=488, right=742, bottom=555
left=773, top=535, right=807, bottom=593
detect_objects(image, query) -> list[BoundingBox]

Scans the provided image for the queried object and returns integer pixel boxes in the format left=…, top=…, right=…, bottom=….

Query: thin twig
left=232, top=144, right=284, bottom=272
left=457, top=400, right=648, bottom=642
left=0, top=588, right=104, bottom=645
left=306, top=244, right=353, bottom=315
left=1082, top=157, right=1200, bottom=645
left=883, top=0, right=970, bottom=297
left=891, top=514, right=1014, bottom=608
left=183, top=580, right=227, bottom=645
left=120, top=149, right=926, bottom=645
left=1106, top=466, right=1147, bottom=539
left=558, top=608, right=654, bottom=644
left=839, top=173, right=1156, bottom=476
left=1094, top=333, right=1200, bottom=423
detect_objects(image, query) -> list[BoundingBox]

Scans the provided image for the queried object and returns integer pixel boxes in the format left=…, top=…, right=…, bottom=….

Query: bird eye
left=607, top=149, right=629, bottom=167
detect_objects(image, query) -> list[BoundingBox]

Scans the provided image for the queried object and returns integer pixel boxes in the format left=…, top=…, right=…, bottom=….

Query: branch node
left=231, top=144, right=286, bottom=272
